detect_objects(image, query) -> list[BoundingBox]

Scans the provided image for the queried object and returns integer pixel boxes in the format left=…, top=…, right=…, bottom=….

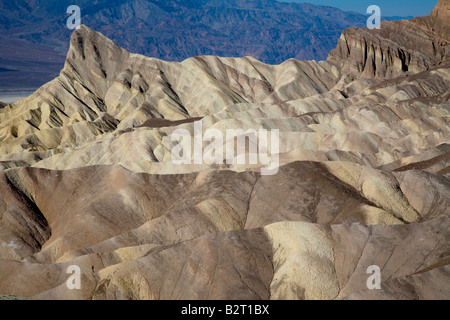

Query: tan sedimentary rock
left=327, top=0, right=450, bottom=80
left=0, top=0, right=448, bottom=300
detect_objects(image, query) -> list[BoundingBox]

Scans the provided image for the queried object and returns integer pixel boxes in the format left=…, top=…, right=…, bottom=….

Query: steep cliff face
left=429, top=0, right=450, bottom=36
left=327, top=0, right=450, bottom=79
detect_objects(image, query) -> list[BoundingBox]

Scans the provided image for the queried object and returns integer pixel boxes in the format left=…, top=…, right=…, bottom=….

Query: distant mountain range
left=0, top=0, right=411, bottom=90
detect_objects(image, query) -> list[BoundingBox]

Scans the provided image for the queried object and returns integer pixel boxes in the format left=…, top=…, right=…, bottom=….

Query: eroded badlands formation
left=0, top=1, right=449, bottom=300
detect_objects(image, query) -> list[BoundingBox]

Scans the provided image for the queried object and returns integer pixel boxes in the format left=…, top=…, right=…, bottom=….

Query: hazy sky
left=279, top=0, right=437, bottom=17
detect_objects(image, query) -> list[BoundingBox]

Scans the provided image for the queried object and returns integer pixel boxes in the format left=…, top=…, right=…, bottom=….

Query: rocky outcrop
left=327, top=1, right=450, bottom=79
left=427, top=0, right=450, bottom=37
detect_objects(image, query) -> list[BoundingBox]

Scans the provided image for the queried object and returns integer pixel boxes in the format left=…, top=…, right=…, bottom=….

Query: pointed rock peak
left=63, top=25, right=130, bottom=97
left=68, top=25, right=126, bottom=61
